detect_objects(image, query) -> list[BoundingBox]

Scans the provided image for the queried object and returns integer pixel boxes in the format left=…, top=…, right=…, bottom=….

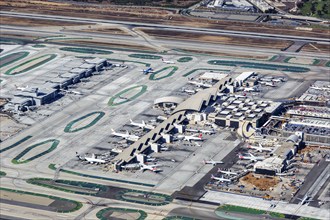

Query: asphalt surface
left=291, top=158, right=329, bottom=205
left=1, top=11, right=330, bottom=43
left=172, top=134, right=243, bottom=201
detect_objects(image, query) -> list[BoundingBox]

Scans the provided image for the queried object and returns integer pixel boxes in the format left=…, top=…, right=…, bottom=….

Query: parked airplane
left=15, top=85, right=38, bottom=92
left=218, top=168, right=238, bottom=176
left=183, top=89, right=196, bottom=94
left=244, top=87, right=259, bottom=92
left=76, top=152, right=107, bottom=164
left=142, top=67, right=153, bottom=75
left=264, top=82, right=276, bottom=87
left=248, top=143, right=273, bottom=152
left=68, top=90, right=83, bottom=95
left=121, top=163, right=141, bottom=170
left=140, top=163, right=162, bottom=172
left=162, top=58, right=175, bottom=64
left=199, top=129, right=216, bottom=135
left=160, top=147, right=169, bottom=151
left=130, top=119, right=155, bottom=130
left=271, top=78, right=284, bottom=83
left=185, top=128, right=199, bottom=133
left=111, top=129, right=139, bottom=141
left=310, top=86, right=330, bottom=91
left=297, top=194, right=313, bottom=205
left=15, top=85, right=29, bottom=91
left=111, top=148, right=123, bottom=153
left=178, top=133, right=203, bottom=142
left=211, top=174, right=231, bottom=182
left=60, top=89, right=82, bottom=95
left=193, top=141, right=201, bottom=147
left=203, top=159, right=223, bottom=166
left=238, top=153, right=265, bottom=162
left=188, top=81, right=212, bottom=88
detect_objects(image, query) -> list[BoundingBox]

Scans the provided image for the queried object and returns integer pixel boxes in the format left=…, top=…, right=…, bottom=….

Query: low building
left=254, top=157, right=286, bottom=175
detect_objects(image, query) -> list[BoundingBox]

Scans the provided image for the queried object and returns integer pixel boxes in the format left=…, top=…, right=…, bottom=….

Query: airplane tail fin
left=130, top=119, right=133, bottom=124
left=126, top=130, right=129, bottom=135
left=211, top=174, right=215, bottom=179
left=218, top=168, right=222, bottom=173
left=203, top=159, right=206, bottom=164
left=142, top=120, right=146, bottom=126
left=91, top=153, right=96, bottom=159
left=111, top=128, right=115, bottom=133
left=198, top=133, right=202, bottom=139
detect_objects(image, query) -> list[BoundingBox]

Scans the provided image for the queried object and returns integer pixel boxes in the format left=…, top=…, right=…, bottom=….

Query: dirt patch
left=140, top=28, right=292, bottom=50
left=79, top=27, right=132, bottom=36
left=0, top=98, right=8, bottom=107
left=1, top=0, right=329, bottom=39
left=65, top=40, right=157, bottom=52
left=178, top=48, right=270, bottom=60
left=0, top=114, right=27, bottom=142
left=0, top=190, right=53, bottom=206
left=301, top=43, right=330, bottom=54
left=240, top=173, right=280, bottom=191
left=0, top=15, right=90, bottom=27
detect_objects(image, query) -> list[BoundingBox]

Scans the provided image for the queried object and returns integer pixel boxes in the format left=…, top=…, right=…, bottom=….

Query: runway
left=1, top=11, right=330, bottom=43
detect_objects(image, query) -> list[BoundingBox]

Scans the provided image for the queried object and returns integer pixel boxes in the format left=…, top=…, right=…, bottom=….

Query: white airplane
left=310, top=86, right=330, bottom=91
left=111, top=129, right=139, bottom=141
left=160, top=147, right=169, bottom=151
left=129, top=119, right=155, bottom=130
left=244, top=87, right=259, bottom=92
left=15, top=85, right=38, bottom=92
left=162, top=58, right=175, bottom=64
left=265, top=82, right=276, bottom=87
left=193, top=141, right=201, bottom=147
left=185, top=128, right=199, bottom=133
left=60, top=89, right=82, bottom=95
left=271, top=78, right=284, bottom=83
left=68, top=90, right=83, bottom=95
left=218, top=168, right=238, bottom=176
left=238, top=153, right=265, bottom=162
left=297, top=194, right=313, bottom=205
left=121, top=163, right=141, bottom=170
left=15, top=84, right=29, bottom=91
left=248, top=143, right=273, bottom=152
left=140, top=163, right=162, bottom=172
left=111, top=148, right=123, bottom=153
left=188, top=81, right=212, bottom=88
left=76, top=152, right=107, bottom=164
left=211, top=174, right=231, bottom=182
left=178, top=133, right=203, bottom=142
left=203, top=159, right=223, bottom=166
left=146, top=157, right=157, bottom=162
left=157, top=116, right=167, bottom=121
left=183, top=89, right=196, bottom=94
left=199, top=129, right=216, bottom=135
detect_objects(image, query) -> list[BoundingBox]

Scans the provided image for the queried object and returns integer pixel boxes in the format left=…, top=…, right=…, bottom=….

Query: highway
left=1, top=11, right=330, bottom=43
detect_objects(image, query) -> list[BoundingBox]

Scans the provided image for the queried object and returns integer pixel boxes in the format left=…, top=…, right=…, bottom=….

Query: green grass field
left=298, top=0, right=330, bottom=19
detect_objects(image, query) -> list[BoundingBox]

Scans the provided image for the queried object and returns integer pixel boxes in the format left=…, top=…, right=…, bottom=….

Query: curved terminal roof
left=115, top=76, right=233, bottom=165
left=286, top=134, right=299, bottom=143
left=154, top=96, right=184, bottom=105
left=173, top=76, right=233, bottom=114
